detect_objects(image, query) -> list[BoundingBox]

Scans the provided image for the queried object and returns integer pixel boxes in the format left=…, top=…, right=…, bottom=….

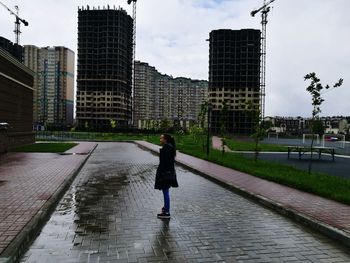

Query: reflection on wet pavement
left=21, top=142, right=350, bottom=262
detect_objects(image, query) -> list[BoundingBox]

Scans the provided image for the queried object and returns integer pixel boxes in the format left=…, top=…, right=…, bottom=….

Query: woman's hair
left=162, top=133, right=176, bottom=156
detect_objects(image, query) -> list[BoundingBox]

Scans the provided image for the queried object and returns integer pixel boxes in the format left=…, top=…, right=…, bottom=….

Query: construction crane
left=127, top=0, right=137, bottom=126
left=251, top=0, right=274, bottom=123
left=0, top=1, right=28, bottom=45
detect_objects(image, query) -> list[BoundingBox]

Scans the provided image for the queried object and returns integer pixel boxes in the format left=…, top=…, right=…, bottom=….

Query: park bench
left=287, top=145, right=335, bottom=161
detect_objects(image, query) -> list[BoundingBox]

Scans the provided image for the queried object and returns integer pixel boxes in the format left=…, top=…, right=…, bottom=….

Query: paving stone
left=20, top=142, right=350, bottom=262
left=0, top=143, right=96, bottom=257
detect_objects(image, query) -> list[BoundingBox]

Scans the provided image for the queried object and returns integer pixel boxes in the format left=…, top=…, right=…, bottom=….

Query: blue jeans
left=162, top=188, right=170, bottom=213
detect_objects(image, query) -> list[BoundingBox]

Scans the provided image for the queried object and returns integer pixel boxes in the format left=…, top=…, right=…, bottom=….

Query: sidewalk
left=0, top=142, right=97, bottom=263
left=135, top=140, right=350, bottom=248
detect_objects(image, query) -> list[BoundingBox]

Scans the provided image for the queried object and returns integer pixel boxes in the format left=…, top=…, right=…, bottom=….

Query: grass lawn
left=11, top=142, right=77, bottom=153
left=225, top=137, right=289, bottom=152
left=147, top=134, right=350, bottom=205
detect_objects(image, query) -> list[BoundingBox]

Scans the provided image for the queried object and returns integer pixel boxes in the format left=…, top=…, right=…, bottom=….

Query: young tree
left=312, top=119, right=325, bottom=136
left=145, top=119, right=151, bottom=140
left=245, top=101, right=264, bottom=161
left=304, top=72, right=343, bottom=173
left=197, top=101, right=209, bottom=152
left=198, top=102, right=208, bottom=129
left=160, top=119, right=171, bottom=132
left=219, top=100, right=228, bottom=156
left=110, top=119, right=117, bottom=130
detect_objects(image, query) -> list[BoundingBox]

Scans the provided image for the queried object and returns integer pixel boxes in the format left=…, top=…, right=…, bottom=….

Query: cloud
left=266, top=0, right=350, bottom=116
left=0, top=0, right=349, bottom=117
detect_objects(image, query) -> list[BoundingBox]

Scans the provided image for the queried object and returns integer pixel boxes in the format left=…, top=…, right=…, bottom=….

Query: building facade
left=76, top=6, right=133, bottom=130
left=209, top=29, right=261, bottom=134
left=23, top=45, right=75, bottom=129
left=266, top=116, right=350, bottom=136
left=0, top=48, right=34, bottom=152
left=133, top=61, right=208, bottom=129
left=0, top=36, right=23, bottom=62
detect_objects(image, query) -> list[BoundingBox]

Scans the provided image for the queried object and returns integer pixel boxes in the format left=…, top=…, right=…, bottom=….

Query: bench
left=287, top=146, right=335, bottom=161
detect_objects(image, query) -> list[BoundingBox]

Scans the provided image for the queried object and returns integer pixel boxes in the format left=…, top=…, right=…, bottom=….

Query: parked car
left=325, top=135, right=339, bottom=141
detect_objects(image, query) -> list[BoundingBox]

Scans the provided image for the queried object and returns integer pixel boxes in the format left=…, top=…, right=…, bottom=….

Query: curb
left=37, top=139, right=137, bottom=143
left=0, top=144, right=98, bottom=263
left=134, top=141, right=350, bottom=249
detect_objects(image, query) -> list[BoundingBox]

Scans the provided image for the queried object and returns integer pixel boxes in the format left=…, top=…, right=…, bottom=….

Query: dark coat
left=154, top=143, right=178, bottom=190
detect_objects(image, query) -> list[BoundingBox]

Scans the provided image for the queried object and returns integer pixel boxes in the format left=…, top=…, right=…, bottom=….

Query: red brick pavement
left=65, top=141, right=98, bottom=154
left=136, top=141, right=350, bottom=237
left=212, top=136, right=232, bottom=152
left=0, top=143, right=96, bottom=255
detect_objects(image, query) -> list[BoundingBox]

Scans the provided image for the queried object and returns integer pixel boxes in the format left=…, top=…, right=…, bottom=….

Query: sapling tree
left=245, top=101, right=265, bottom=161
left=219, top=100, right=228, bottom=156
left=304, top=72, right=343, bottom=173
left=109, top=119, right=117, bottom=130
left=197, top=101, right=209, bottom=152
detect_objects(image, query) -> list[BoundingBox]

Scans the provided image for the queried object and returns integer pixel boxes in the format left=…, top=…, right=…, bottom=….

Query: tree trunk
left=308, top=134, right=314, bottom=174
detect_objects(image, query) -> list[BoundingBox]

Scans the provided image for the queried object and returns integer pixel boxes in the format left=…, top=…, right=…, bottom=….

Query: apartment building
left=23, top=45, right=75, bottom=129
left=266, top=116, right=350, bottom=135
left=133, top=61, right=208, bottom=129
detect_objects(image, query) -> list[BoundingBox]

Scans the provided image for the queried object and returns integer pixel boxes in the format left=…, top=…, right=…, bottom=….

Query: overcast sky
left=1, top=0, right=349, bottom=117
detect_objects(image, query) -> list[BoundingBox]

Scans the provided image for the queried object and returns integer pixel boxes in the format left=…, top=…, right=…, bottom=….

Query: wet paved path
left=21, top=143, right=350, bottom=262
left=0, top=142, right=96, bottom=259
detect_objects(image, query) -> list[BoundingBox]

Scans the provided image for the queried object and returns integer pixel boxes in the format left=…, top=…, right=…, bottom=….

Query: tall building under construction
left=76, top=6, right=133, bottom=130
left=209, top=29, right=261, bottom=134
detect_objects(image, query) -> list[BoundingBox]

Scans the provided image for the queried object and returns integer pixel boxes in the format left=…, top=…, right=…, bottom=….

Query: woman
left=155, top=134, right=178, bottom=219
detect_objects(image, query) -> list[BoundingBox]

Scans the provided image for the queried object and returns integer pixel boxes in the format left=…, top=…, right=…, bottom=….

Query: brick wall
left=0, top=49, right=34, bottom=152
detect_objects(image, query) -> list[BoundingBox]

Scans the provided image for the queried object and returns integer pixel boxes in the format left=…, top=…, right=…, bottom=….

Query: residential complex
left=76, top=6, right=133, bottom=130
left=23, top=45, right=75, bottom=129
left=266, top=116, right=350, bottom=136
left=208, top=29, right=261, bottom=134
left=133, top=61, right=208, bottom=129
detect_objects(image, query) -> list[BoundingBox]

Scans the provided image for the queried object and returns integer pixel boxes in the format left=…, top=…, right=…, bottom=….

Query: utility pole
left=0, top=1, right=28, bottom=45
left=251, top=0, right=275, bottom=122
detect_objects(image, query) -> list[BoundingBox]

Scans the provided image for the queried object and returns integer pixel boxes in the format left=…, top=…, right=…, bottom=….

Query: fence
left=35, top=131, right=97, bottom=141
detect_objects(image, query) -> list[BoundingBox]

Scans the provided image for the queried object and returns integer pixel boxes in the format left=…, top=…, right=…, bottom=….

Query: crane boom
left=251, top=0, right=275, bottom=17
left=0, top=1, right=28, bottom=44
left=251, top=0, right=275, bottom=123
